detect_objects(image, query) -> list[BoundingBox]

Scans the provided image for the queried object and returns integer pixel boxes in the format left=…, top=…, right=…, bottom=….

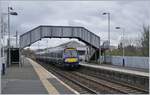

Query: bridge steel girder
left=20, top=25, right=100, bottom=49
left=20, top=25, right=100, bottom=61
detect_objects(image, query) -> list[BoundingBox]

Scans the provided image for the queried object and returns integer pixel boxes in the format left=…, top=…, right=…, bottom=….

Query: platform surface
left=80, top=62, right=149, bottom=77
left=1, top=57, right=78, bottom=94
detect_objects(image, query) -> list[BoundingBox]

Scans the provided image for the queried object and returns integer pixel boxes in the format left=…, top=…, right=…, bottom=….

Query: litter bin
left=2, top=63, right=5, bottom=75
left=123, top=58, right=125, bottom=67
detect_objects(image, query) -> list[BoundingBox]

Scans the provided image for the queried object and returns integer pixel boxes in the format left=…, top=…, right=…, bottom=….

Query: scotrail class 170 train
left=35, top=47, right=79, bottom=68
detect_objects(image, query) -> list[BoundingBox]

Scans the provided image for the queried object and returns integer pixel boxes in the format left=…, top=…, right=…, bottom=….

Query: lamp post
left=47, top=39, right=49, bottom=54
left=115, top=27, right=125, bottom=67
left=1, top=14, right=5, bottom=58
left=1, top=12, right=9, bottom=74
left=102, top=12, right=111, bottom=63
left=99, top=37, right=101, bottom=64
left=16, top=30, right=18, bottom=47
left=13, top=30, right=18, bottom=47
left=8, top=7, right=18, bottom=66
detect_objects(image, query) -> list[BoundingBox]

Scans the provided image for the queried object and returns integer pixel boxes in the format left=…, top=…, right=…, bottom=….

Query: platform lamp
left=8, top=7, right=18, bottom=67
left=13, top=30, right=18, bottom=47
left=102, top=12, right=111, bottom=64
left=115, top=26, right=125, bottom=67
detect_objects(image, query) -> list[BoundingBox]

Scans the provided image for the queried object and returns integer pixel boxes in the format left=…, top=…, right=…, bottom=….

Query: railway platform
left=1, top=57, right=78, bottom=94
left=80, top=62, right=149, bottom=77
left=80, top=62, right=149, bottom=91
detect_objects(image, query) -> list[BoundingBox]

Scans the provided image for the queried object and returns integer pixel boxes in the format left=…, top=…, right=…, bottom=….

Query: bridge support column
left=95, top=50, right=97, bottom=62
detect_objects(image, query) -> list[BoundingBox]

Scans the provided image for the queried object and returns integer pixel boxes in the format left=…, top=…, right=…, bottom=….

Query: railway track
left=38, top=61, right=149, bottom=94
left=39, top=62, right=96, bottom=94
left=77, top=68, right=149, bottom=94
left=49, top=67, right=97, bottom=94
left=72, top=72, right=148, bottom=94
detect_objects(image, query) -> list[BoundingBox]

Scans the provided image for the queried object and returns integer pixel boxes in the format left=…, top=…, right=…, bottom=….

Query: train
left=35, top=47, right=80, bottom=68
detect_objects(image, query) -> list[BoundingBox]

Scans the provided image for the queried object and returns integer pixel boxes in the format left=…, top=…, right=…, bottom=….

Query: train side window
left=57, top=53, right=59, bottom=58
left=58, top=53, right=61, bottom=58
left=56, top=53, right=58, bottom=58
left=52, top=53, right=54, bottom=57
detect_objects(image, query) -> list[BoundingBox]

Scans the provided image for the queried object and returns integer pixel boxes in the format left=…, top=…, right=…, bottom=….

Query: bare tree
left=119, top=37, right=136, bottom=47
left=141, top=25, right=149, bottom=56
left=134, top=38, right=142, bottom=48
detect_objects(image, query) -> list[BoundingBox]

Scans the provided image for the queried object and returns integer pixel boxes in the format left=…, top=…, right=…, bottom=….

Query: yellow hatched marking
left=66, top=58, right=78, bottom=63
left=27, top=58, right=59, bottom=94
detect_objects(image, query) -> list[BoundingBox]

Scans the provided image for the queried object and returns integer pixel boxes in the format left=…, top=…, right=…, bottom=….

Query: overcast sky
left=1, top=1, right=150, bottom=49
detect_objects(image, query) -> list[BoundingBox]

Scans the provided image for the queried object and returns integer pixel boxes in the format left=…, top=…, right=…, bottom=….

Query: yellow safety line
left=27, top=58, right=59, bottom=94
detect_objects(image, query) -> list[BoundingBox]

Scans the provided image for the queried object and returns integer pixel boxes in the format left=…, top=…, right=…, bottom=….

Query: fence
left=105, top=56, right=149, bottom=69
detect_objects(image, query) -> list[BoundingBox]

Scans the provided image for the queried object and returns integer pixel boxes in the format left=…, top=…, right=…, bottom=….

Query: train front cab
left=63, top=57, right=79, bottom=68
left=63, top=48, right=79, bottom=68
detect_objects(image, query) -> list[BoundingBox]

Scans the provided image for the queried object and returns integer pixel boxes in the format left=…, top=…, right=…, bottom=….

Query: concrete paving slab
left=48, top=78, right=75, bottom=94
left=1, top=58, right=48, bottom=94
left=1, top=57, right=78, bottom=94
left=2, top=80, right=48, bottom=94
left=2, top=62, right=39, bottom=80
left=80, top=63, right=149, bottom=77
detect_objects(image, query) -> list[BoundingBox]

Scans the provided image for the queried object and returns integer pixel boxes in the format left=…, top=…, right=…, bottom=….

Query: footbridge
left=20, top=25, right=101, bottom=61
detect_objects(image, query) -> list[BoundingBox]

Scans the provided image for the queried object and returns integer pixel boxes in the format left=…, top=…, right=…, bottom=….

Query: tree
left=141, top=25, right=149, bottom=56
left=134, top=38, right=142, bottom=48
left=118, top=42, right=123, bottom=50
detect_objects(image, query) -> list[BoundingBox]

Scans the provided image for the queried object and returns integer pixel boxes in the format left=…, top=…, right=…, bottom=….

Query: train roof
left=35, top=46, right=77, bottom=54
left=47, top=47, right=64, bottom=52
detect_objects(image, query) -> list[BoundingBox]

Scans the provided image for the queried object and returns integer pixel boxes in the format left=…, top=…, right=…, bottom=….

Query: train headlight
left=65, top=59, right=68, bottom=62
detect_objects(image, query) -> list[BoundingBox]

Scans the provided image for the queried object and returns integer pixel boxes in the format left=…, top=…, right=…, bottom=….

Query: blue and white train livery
left=35, top=47, right=79, bottom=68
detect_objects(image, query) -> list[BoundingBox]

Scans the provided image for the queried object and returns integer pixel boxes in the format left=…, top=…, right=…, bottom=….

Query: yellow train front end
left=63, top=48, right=79, bottom=68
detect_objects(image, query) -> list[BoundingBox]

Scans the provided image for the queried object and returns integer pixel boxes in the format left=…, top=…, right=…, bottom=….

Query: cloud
left=1, top=1, right=150, bottom=48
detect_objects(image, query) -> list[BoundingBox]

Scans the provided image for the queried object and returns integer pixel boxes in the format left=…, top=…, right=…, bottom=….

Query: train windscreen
left=64, top=50, right=78, bottom=58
